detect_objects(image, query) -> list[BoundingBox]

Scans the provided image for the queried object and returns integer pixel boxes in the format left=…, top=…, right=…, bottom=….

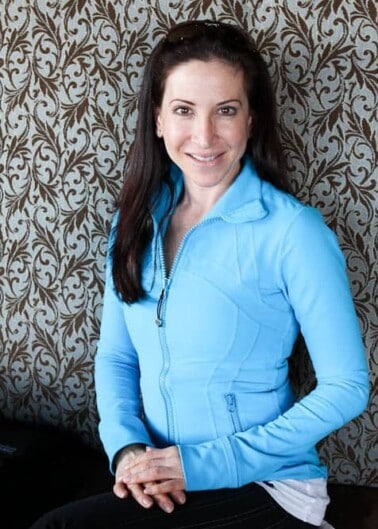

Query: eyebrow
left=169, top=98, right=242, bottom=106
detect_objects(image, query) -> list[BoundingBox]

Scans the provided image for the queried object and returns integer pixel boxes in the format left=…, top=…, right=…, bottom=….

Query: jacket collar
left=210, top=157, right=267, bottom=223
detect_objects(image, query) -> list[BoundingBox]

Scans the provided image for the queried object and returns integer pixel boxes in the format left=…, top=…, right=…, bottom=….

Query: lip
left=187, top=153, right=223, bottom=163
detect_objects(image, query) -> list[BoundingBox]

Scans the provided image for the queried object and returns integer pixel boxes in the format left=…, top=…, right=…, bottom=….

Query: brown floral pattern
left=0, top=0, right=376, bottom=485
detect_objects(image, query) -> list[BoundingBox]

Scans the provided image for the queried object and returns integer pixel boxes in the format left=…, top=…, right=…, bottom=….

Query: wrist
left=115, top=443, right=146, bottom=468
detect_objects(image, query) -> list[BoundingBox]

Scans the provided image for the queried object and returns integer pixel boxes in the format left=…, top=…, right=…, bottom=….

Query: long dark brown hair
left=112, top=20, right=288, bottom=303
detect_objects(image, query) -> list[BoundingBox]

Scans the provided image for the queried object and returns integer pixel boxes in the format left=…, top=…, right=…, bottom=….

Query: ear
left=248, top=113, right=254, bottom=136
left=155, top=108, right=163, bottom=138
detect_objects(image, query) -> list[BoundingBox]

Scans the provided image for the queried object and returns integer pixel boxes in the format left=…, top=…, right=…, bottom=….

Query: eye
left=218, top=106, right=237, bottom=116
left=173, top=106, right=192, bottom=115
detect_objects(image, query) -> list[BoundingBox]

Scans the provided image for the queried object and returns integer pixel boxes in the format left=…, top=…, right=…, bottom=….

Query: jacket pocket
left=224, top=393, right=242, bottom=433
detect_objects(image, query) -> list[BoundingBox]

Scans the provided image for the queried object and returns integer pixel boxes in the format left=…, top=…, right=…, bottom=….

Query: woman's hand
left=124, top=446, right=185, bottom=496
left=114, top=444, right=186, bottom=513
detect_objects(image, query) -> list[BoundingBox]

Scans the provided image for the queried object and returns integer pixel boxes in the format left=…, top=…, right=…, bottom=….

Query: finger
left=170, top=490, right=187, bottom=505
left=145, top=487, right=186, bottom=506
left=113, top=480, right=129, bottom=499
left=144, top=487, right=175, bottom=514
left=125, top=455, right=183, bottom=483
left=124, top=452, right=157, bottom=471
left=128, top=483, right=154, bottom=509
left=144, top=479, right=185, bottom=496
left=126, top=465, right=177, bottom=485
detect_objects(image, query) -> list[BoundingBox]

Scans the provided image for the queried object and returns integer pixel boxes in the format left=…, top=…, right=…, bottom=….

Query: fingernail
left=142, top=498, right=152, bottom=508
left=163, top=504, right=173, bottom=513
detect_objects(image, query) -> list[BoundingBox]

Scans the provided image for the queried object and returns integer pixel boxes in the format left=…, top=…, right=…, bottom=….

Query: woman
left=29, top=20, right=369, bottom=529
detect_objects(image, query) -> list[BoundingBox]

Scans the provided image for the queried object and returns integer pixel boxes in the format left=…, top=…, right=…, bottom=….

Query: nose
left=192, top=115, right=216, bottom=147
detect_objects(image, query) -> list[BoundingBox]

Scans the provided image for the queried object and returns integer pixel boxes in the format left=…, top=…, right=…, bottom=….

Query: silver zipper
left=155, top=217, right=219, bottom=327
left=155, top=235, right=168, bottom=326
left=155, top=284, right=166, bottom=326
left=225, top=393, right=242, bottom=432
left=155, top=216, right=220, bottom=441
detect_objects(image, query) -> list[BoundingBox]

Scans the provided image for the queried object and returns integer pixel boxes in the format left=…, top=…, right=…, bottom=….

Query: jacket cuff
left=178, top=436, right=238, bottom=491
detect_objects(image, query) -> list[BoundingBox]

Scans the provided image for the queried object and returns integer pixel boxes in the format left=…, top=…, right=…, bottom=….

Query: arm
left=177, top=207, right=369, bottom=490
left=95, top=220, right=186, bottom=510
left=94, top=221, right=153, bottom=471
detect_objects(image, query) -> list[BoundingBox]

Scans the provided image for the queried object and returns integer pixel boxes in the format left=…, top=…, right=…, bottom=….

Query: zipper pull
left=225, top=393, right=236, bottom=412
left=155, top=287, right=165, bottom=326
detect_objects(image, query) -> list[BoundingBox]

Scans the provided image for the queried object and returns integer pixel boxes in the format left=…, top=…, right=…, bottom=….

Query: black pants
left=28, top=483, right=319, bottom=529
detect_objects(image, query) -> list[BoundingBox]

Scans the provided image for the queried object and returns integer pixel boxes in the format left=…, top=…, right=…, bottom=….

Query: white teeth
left=191, top=154, right=218, bottom=162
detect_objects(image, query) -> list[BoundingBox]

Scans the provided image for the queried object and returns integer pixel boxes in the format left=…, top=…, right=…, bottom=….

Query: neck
left=179, top=178, right=234, bottom=218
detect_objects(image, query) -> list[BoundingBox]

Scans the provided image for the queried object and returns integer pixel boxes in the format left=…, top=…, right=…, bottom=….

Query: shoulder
left=257, top=182, right=345, bottom=278
left=260, top=181, right=328, bottom=238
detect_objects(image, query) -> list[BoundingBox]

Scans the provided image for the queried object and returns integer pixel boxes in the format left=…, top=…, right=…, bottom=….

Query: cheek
left=163, top=122, right=189, bottom=145
left=161, top=129, right=183, bottom=158
left=227, top=126, right=250, bottom=149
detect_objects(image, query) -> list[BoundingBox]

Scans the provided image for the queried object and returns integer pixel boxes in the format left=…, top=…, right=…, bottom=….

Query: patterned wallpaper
left=0, top=0, right=376, bottom=486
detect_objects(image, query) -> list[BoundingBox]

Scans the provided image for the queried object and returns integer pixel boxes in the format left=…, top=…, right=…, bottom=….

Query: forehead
left=161, top=59, right=247, bottom=101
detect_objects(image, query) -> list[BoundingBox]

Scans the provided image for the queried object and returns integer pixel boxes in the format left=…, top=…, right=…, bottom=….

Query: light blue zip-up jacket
left=95, top=157, right=369, bottom=491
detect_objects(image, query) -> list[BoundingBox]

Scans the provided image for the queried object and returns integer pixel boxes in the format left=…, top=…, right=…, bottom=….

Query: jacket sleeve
left=178, top=206, right=369, bottom=490
left=94, top=219, right=154, bottom=472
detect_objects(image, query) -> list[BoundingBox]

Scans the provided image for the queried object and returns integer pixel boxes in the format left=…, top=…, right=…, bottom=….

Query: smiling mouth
left=189, top=153, right=221, bottom=162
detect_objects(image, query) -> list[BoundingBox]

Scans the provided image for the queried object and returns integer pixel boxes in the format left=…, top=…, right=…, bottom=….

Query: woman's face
left=155, top=59, right=252, bottom=194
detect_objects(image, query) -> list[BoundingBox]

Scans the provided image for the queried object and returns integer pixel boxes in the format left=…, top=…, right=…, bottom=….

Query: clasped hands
left=114, top=444, right=186, bottom=513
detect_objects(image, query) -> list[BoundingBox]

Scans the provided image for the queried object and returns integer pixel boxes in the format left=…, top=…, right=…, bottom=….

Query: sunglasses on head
left=164, top=20, right=249, bottom=46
